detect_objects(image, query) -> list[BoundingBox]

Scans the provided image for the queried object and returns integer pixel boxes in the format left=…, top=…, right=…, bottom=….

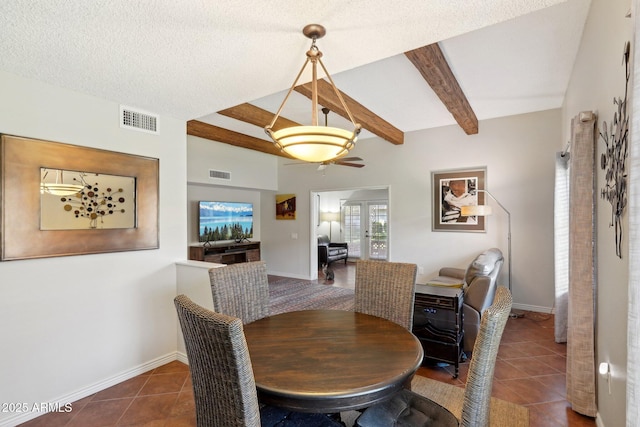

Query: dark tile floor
left=20, top=262, right=597, bottom=427
left=314, top=262, right=596, bottom=427
left=416, top=310, right=596, bottom=427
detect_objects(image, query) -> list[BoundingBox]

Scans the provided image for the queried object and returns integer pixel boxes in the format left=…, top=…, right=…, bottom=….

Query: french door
left=342, top=201, right=388, bottom=260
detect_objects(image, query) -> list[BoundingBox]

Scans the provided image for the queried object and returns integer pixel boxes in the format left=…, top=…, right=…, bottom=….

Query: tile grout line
left=111, top=372, right=154, bottom=427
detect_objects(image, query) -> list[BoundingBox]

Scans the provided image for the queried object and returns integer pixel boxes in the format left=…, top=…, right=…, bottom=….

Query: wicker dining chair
left=208, top=260, right=270, bottom=324
left=174, top=294, right=344, bottom=427
left=355, top=286, right=513, bottom=427
left=354, top=260, right=418, bottom=330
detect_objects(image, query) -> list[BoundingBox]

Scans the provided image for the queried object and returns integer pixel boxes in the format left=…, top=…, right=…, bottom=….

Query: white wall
left=0, top=71, right=187, bottom=426
left=562, top=0, right=631, bottom=425
left=186, top=135, right=276, bottom=249
left=187, top=135, right=278, bottom=190
left=261, top=109, right=561, bottom=312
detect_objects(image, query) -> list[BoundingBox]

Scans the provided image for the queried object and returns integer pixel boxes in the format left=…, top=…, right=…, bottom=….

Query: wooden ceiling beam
left=191, top=42, right=475, bottom=157
left=405, top=43, right=478, bottom=135
left=186, top=120, right=291, bottom=158
left=218, top=103, right=301, bottom=131
left=294, top=79, right=404, bottom=146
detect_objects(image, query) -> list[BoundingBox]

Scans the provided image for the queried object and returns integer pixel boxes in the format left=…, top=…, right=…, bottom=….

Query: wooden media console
left=188, top=241, right=260, bottom=265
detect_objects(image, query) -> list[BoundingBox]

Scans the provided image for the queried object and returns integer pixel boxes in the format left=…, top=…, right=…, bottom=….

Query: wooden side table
left=412, top=284, right=464, bottom=378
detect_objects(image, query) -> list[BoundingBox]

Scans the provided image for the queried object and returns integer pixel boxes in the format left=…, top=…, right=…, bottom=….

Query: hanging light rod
left=265, top=24, right=362, bottom=163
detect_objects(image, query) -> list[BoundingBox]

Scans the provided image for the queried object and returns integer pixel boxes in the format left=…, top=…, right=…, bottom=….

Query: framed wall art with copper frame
left=0, top=134, right=159, bottom=260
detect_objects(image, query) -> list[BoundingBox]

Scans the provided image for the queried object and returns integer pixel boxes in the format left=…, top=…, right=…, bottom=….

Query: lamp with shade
left=320, top=211, right=340, bottom=241
left=461, top=190, right=520, bottom=318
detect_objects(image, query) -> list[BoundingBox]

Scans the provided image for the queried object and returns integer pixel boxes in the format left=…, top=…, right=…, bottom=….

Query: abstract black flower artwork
left=59, top=173, right=128, bottom=229
left=599, top=41, right=630, bottom=259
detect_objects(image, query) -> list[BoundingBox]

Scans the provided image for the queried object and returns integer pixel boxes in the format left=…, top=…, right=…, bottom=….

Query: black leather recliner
left=317, top=234, right=348, bottom=267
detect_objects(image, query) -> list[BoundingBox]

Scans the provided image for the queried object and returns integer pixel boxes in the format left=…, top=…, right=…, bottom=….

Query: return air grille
left=120, top=106, right=158, bottom=134
left=209, top=169, right=231, bottom=180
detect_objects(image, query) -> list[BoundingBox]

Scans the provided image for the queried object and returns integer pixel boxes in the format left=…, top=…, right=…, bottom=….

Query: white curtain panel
left=554, top=152, right=570, bottom=343
left=627, top=2, right=640, bottom=423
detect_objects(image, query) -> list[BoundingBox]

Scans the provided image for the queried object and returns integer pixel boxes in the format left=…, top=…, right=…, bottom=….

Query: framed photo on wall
left=275, top=194, right=296, bottom=220
left=432, top=167, right=487, bottom=232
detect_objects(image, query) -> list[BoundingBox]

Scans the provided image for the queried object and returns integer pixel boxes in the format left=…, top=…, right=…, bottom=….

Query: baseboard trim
left=0, top=352, right=179, bottom=427
left=176, top=351, right=189, bottom=365
left=512, top=302, right=554, bottom=314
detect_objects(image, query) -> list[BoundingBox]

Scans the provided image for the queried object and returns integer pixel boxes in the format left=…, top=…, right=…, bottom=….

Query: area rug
left=269, top=278, right=354, bottom=314
left=340, top=375, right=529, bottom=426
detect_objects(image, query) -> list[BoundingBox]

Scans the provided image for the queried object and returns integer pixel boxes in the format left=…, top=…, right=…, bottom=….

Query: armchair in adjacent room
left=427, top=248, right=504, bottom=352
left=317, top=234, right=348, bottom=267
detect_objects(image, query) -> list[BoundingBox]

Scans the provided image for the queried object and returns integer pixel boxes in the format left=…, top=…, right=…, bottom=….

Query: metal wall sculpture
left=600, top=41, right=630, bottom=259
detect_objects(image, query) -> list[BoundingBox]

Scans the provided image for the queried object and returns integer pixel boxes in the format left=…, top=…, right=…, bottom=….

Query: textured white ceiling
left=0, top=0, right=590, bottom=138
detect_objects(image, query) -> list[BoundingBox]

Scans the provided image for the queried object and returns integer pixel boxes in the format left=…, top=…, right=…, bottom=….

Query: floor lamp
left=320, top=211, right=340, bottom=241
left=461, top=190, right=521, bottom=318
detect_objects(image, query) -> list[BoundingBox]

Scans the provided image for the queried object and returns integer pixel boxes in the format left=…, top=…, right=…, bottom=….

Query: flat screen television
left=198, top=201, right=254, bottom=243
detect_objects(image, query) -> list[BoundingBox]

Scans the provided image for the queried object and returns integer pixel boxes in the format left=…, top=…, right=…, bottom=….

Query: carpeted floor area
left=269, top=277, right=354, bottom=314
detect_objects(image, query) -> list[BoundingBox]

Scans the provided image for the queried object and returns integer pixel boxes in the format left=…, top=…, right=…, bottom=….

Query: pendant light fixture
left=265, top=24, right=361, bottom=163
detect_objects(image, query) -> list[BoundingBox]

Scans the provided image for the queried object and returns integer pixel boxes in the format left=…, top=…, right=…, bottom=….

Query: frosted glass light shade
left=270, top=126, right=358, bottom=163
left=41, top=168, right=85, bottom=196
left=461, top=204, right=493, bottom=216
left=40, top=183, right=84, bottom=196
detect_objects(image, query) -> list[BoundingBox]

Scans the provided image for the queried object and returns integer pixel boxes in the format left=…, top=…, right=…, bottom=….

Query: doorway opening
left=311, top=187, right=389, bottom=279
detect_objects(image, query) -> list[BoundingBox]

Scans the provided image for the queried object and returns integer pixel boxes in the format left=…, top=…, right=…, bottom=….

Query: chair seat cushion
left=260, top=405, right=345, bottom=426
left=356, top=389, right=458, bottom=427
left=329, top=248, right=348, bottom=256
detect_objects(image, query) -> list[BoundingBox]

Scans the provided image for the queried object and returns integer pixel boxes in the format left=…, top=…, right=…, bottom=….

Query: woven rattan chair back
left=355, top=286, right=512, bottom=427
left=354, top=260, right=418, bottom=330
left=460, top=286, right=513, bottom=427
left=174, top=294, right=261, bottom=427
left=208, top=260, right=270, bottom=324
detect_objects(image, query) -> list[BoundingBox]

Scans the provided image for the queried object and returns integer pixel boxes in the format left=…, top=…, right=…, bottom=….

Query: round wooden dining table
left=243, top=309, right=424, bottom=413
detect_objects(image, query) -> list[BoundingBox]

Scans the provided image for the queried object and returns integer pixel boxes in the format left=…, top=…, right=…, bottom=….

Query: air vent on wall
left=209, top=169, right=231, bottom=180
left=120, top=106, right=159, bottom=134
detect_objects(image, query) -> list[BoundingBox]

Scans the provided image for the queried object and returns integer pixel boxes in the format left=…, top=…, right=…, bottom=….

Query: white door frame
left=310, top=186, right=390, bottom=279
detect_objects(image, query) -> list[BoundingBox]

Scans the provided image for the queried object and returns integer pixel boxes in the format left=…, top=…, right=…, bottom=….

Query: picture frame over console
left=432, top=167, right=487, bottom=232
left=0, top=134, right=159, bottom=260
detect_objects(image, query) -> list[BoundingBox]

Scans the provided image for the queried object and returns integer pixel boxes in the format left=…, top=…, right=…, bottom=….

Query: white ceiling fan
left=285, top=108, right=366, bottom=171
